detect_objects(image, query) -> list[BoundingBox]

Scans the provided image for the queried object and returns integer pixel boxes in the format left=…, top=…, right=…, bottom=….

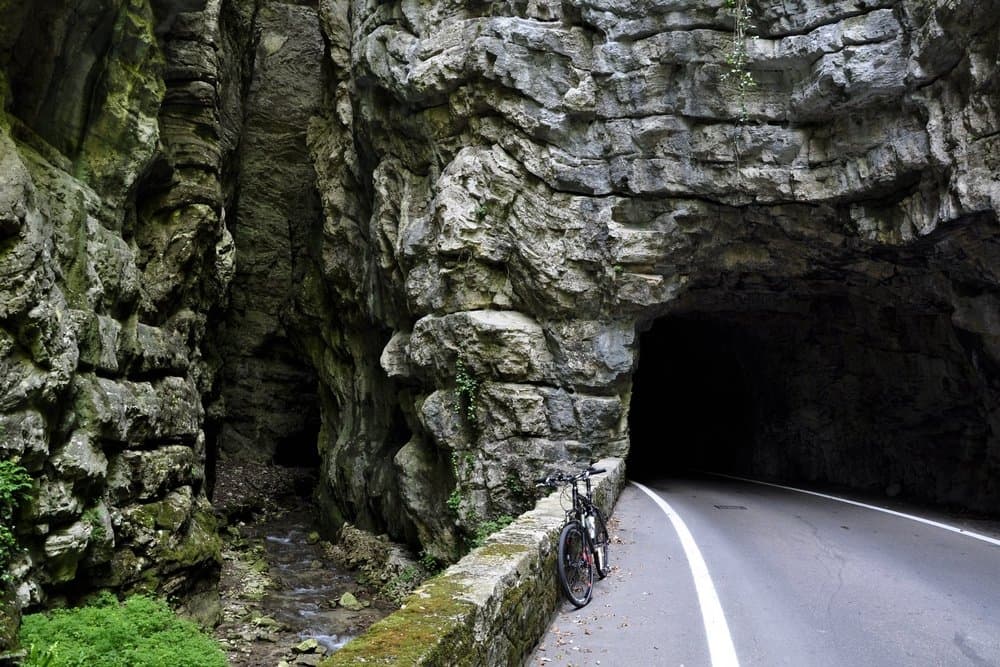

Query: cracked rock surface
left=1, top=0, right=998, bottom=644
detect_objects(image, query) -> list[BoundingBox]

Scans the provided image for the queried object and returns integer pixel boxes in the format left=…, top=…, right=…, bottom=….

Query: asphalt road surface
left=528, top=475, right=1000, bottom=667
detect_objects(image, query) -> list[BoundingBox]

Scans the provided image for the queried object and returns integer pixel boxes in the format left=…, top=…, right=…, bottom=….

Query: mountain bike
left=536, top=465, right=611, bottom=607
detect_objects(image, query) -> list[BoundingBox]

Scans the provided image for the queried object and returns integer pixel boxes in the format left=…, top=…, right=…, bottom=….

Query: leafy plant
left=453, top=359, right=480, bottom=428
left=721, top=0, right=756, bottom=123
left=447, top=451, right=467, bottom=515
left=446, top=488, right=462, bottom=514
left=0, top=460, right=32, bottom=518
left=0, top=459, right=32, bottom=581
left=471, top=514, right=515, bottom=549
left=82, top=507, right=107, bottom=543
left=418, top=550, right=445, bottom=574
left=19, top=593, right=227, bottom=667
left=504, top=473, right=527, bottom=500
left=381, top=565, right=428, bottom=605
left=721, top=0, right=756, bottom=169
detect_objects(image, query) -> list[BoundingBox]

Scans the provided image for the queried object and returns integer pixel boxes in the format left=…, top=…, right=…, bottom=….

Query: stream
left=212, top=464, right=393, bottom=666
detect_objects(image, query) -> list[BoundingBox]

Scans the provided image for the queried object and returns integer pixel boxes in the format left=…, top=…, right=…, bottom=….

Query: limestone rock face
left=215, top=1, right=326, bottom=464
left=0, top=0, right=228, bottom=623
left=312, top=0, right=1000, bottom=542
left=1, top=0, right=999, bottom=637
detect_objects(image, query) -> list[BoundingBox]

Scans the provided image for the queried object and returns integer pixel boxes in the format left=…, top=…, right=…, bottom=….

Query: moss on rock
left=321, top=576, right=478, bottom=666
left=75, top=0, right=165, bottom=205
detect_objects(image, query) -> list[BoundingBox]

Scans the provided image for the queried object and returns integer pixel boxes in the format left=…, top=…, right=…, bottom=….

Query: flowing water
left=213, top=466, right=393, bottom=666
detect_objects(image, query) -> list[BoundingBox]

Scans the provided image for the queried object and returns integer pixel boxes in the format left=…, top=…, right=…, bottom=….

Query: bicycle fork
left=583, top=512, right=604, bottom=573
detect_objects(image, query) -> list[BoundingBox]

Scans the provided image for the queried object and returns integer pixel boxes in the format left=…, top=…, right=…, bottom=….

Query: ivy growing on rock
left=721, top=0, right=756, bottom=123
left=453, top=359, right=481, bottom=430
left=0, top=459, right=32, bottom=582
left=721, top=0, right=757, bottom=170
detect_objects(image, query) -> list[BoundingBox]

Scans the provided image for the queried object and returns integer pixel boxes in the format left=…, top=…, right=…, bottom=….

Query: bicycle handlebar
left=535, top=465, right=607, bottom=487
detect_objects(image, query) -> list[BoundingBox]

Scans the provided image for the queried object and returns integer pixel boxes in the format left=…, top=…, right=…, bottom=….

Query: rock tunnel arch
left=627, top=270, right=1000, bottom=514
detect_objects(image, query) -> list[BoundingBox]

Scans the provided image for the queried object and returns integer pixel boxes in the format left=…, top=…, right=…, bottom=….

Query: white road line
left=631, top=481, right=741, bottom=667
left=710, top=473, right=1000, bottom=548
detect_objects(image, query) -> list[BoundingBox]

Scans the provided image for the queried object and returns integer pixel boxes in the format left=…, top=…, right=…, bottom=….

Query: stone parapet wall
left=323, top=458, right=626, bottom=666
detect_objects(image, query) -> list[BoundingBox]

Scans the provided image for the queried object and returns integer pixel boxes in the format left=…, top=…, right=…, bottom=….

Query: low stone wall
left=322, top=458, right=626, bottom=666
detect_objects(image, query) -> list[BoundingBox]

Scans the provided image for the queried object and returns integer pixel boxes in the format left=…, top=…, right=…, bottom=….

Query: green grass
left=19, top=593, right=227, bottom=667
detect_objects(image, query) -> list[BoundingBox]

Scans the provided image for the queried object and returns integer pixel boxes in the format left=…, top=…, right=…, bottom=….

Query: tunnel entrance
left=628, top=316, right=757, bottom=478
left=627, top=292, right=1000, bottom=514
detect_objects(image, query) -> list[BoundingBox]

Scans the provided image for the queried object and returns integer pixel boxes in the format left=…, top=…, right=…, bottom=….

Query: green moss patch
left=322, top=576, right=478, bottom=666
left=475, top=543, right=529, bottom=559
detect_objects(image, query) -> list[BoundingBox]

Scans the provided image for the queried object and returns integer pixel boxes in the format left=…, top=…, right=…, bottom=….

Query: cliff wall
left=0, top=0, right=997, bottom=635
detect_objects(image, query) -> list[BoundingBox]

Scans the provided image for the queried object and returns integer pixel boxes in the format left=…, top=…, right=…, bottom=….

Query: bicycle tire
left=557, top=521, right=594, bottom=607
left=592, top=509, right=611, bottom=580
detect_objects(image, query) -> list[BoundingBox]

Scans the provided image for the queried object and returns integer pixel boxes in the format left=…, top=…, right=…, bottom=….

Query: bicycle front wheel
left=557, top=521, right=594, bottom=607
left=592, top=509, right=610, bottom=580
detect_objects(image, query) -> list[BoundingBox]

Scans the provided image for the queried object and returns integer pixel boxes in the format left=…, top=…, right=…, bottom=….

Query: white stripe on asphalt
left=631, top=481, right=740, bottom=667
left=710, top=473, right=1000, bottom=548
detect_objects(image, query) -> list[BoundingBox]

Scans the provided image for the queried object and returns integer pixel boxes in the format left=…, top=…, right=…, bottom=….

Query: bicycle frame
left=539, top=465, right=610, bottom=607
left=565, top=473, right=597, bottom=525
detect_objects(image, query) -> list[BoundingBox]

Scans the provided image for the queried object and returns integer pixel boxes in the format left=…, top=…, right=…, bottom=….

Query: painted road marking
left=711, top=473, right=1000, bottom=548
left=631, top=481, right=741, bottom=667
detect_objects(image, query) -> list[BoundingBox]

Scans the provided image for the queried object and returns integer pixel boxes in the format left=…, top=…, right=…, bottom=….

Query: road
left=527, top=475, right=1000, bottom=667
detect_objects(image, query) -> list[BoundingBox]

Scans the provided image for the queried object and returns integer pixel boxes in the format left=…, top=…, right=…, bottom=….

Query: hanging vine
left=721, top=0, right=755, bottom=123
left=453, top=359, right=481, bottom=430
left=720, top=0, right=756, bottom=170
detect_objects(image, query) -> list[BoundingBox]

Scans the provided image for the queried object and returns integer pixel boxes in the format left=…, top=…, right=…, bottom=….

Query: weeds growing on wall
left=721, top=0, right=755, bottom=121
left=446, top=453, right=515, bottom=550
left=453, top=360, right=480, bottom=430
left=470, top=514, right=515, bottom=549
left=720, top=0, right=756, bottom=169
left=447, top=451, right=469, bottom=515
left=0, top=459, right=32, bottom=582
left=20, top=593, right=227, bottom=667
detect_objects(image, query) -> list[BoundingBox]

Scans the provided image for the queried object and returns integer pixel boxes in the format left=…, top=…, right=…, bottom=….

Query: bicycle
left=536, top=465, right=611, bottom=607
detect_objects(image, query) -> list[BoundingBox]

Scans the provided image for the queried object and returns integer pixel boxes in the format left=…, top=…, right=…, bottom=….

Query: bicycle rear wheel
left=557, top=521, right=594, bottom=607
left=592, top=509, right=610, bottom=580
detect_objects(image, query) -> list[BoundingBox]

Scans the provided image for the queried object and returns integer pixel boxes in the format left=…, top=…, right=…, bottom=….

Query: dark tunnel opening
left=627, top=295, right=1000, bottom=514
left=627, top=316, right=758, bottom=479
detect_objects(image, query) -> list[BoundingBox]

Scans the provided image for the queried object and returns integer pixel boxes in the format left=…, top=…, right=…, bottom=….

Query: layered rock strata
left=323, top=0, right=1000, bottom=558
left=0, top=0, right=998, bottom=641
left=0, top=0, right=231, bottom=621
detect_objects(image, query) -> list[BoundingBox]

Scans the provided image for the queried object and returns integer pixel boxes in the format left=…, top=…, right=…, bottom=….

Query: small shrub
left=418, top=550, right=444, bottom=574
left=471, top=514, right=515, bottom=549
left=19, top=593, right=227, bottom=667
left=453, top=360, right=480, bottom=428
left=0, top=459, right=32, bottom=581
left=382, top=565, right=428, bottom=606
left=0, top=460, right=32, bottom=515
left=446, top=489, right=462, bottom=514
left=503, top=474, right=526, bottom=499
left=81, top=507, right=108, bottom=543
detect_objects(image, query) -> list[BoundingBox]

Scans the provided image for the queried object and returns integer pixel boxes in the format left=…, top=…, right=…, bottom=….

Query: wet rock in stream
left=212, top=463, right=395, bottom=666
